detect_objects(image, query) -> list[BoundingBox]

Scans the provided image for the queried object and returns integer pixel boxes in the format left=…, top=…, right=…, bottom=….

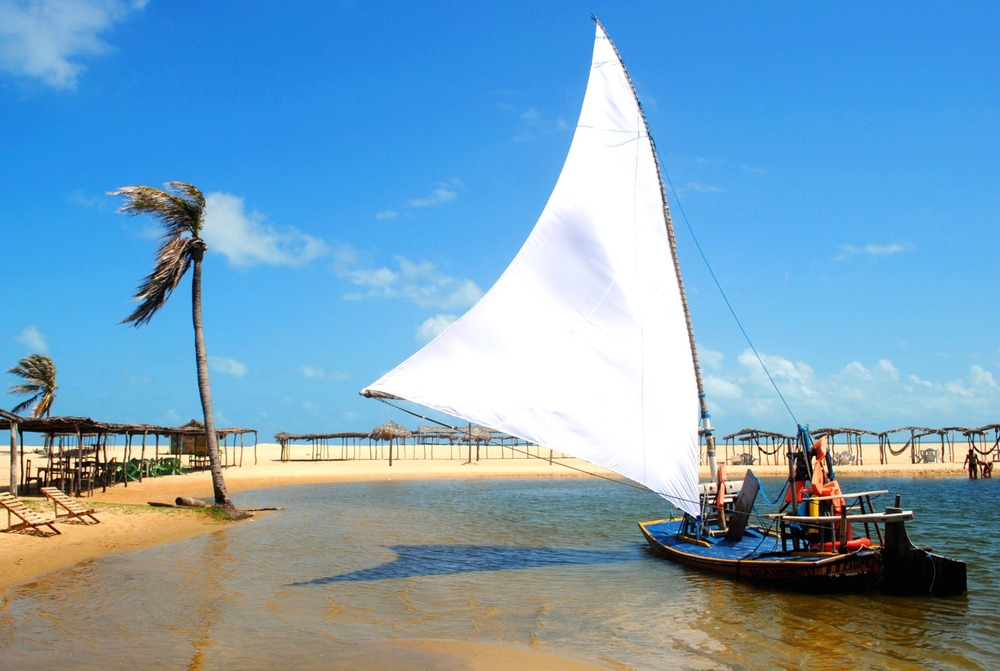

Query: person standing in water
left=963, top=447, right=979, bottom=480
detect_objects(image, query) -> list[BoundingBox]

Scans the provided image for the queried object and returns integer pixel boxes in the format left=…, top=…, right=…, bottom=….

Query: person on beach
left=963, top=447, right=979, bottom=480
left=981, top=460, right=993, bottom=478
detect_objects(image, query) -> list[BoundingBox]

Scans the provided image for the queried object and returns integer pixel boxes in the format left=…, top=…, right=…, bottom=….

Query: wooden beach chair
left=0, top=492, right=61, bottom=535
left=41, top=487, right=101, bottom=525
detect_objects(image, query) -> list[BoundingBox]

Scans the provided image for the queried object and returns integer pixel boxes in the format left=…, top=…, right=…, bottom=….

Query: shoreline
left=1, top=447, right=970, bottom=591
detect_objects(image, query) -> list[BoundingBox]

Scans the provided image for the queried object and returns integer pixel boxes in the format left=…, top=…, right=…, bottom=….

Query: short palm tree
left=110, top=181, right=242, bottom=516
left=7, top=353, right=57, bottom=417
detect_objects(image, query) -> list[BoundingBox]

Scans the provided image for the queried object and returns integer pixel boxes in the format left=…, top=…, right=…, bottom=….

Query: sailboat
left=362, top=18, right=966, bottom=596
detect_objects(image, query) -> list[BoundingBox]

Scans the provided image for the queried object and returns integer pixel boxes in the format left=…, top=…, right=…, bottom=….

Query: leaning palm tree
left=7, top=353, right=57, bottom=418
left=110, top=181, right=243, bottom=517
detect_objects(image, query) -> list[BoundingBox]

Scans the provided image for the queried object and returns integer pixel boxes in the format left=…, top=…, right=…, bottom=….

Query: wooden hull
left=639, top=519, right=882, bottom=587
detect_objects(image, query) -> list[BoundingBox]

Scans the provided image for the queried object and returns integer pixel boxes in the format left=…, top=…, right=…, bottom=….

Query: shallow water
left=1, top=476, right=997, bottom=670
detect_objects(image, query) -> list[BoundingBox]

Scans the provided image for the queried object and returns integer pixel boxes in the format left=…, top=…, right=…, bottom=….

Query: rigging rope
left=374, top=397, right=666, bottom=496
left=662, top=170, right=799, bottom=427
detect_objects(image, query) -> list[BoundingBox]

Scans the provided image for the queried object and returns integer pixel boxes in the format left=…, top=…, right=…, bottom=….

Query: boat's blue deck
left=643, top=519, right=843, bottom=564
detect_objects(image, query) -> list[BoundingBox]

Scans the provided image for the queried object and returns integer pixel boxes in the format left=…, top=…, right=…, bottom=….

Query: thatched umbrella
left=371, top=421, right=412, bottom=466
left=464, top=426, right=493, bottom=462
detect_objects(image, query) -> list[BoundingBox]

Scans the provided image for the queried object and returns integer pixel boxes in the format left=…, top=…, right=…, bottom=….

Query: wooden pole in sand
left=8, top=420, right=18, bottom=497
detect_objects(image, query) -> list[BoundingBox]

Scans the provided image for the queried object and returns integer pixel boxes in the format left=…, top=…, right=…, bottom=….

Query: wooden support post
left=838, top=505, right=848, bottom=553
left=9, top=421, right=18, bottom=497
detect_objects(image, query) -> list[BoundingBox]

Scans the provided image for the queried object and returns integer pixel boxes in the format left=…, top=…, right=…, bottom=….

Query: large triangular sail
left=362, top=21, right=701, bottom=517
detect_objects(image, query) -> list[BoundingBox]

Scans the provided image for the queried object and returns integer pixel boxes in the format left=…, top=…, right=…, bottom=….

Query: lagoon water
left=1, top=476, right=998, bottom=669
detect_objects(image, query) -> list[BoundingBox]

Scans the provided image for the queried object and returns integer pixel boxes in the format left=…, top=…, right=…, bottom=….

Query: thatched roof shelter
left=370, top=421, right=412, bottom=442
left=2, top=411, right=258, bottom=495
left=464, top=427, right=494, bottom=443
left=274, top=431, right=370, bottom=443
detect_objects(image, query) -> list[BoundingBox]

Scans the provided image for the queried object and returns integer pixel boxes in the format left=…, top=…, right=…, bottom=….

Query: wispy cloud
left=498, top=101, right=569, bottom=142
left=210, top=356, right=247, bottom=377
left=684, top=181, right=723, bottom=194
left=836, top=243, right=913, bottom=260
left=0, top=0, right=146, bottom=90
left=300, top=366, right=349, bottom=380
left=203, top=192, right=327, bottom=268
left=14, top=325, right=48, bottom=352
left=416, top=314, right=457, bottom=343
left=408, top=185, right=458, bottom=208
left=376, top=178, right=463, bottom=219
left=333, top=245, right=483, bottom=310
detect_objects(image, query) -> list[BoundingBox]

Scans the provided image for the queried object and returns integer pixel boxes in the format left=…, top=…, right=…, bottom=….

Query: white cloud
left=407, top=178, right=462, bottom=208
left=14, top=325, right=48, bottom=352
left=876, top=359, right=899, bottom=380
left=842, top=361, right=870, bottom=378
left=970, top=365, right=997, bottom=388
left=375, top=210, right=399, bottom=220
left=837, top=242, right=912, bottom=260
left=334, top=244, right=484, bottom=310
left=0, top=0, right=146, bottom=90
left=203, top=192, right=327, bottom=268
left=738, top=349, right=818, bottom=400
left=706, top=375, right=742, bottom=400
left=685, top=181, right=723, bottom=194
left=499, top=102, right=568, bottom=142
left=945, top=380, right=972, bottom=397
left=300, top=366, right=348, bottom=380
left=416, top=314, right=457, bottom=343
left=698, top=346, right=725, bottom=371
left=704, top=350, right=1000, bottom=430
left=210, top=356, right=247, bottom=377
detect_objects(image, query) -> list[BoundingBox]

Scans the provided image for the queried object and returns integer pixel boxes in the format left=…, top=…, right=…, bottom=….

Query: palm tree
left=110, top=181, right=243, bottom=517
left=7, top=353, right=57, bottom=418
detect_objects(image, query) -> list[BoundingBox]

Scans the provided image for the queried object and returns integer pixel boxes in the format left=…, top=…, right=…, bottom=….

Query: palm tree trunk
left=191, top=244, right=231, bottom=507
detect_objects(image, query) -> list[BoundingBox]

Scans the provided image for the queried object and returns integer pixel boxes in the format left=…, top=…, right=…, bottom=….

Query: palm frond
left=122, top=235, right=198, bottom=326
left=165, top=181, right=206, bottom=235
left=7, top=354, right=57, bottom=418
left=108, top=182, right=205, bottom=237
left=10, top=395, right=40, bottom=416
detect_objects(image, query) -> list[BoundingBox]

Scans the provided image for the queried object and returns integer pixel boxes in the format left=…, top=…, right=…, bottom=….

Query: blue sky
left=1, top=1, right=997, bottom=439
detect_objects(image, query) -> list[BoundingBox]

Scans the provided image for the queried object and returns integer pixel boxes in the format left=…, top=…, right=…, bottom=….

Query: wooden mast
left=594, top=16, right=718, bottom=483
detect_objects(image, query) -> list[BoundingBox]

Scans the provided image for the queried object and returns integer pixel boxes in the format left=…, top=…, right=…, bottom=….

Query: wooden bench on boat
left=0, top=492, right=61, bottom=536
left=41, top=487, right=101, bottom=525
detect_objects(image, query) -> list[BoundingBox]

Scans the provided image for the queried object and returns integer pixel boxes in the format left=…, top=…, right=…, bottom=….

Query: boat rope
left=739, top=516, right=782, bottom=560
left=661, top=169, right=799, bottom=427
left=747, top=471, right=788, bottom=507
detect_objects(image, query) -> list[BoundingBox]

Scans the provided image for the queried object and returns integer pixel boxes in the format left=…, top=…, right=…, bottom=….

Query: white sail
left=363, top=22, right=701, bottom=517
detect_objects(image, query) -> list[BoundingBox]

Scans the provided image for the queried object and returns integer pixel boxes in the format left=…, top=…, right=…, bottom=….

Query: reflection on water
left=0, top=477, right=997, bottom=670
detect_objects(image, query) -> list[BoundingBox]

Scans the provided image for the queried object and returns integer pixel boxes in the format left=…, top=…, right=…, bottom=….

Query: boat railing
left=777, top=490, right=895, bottom=553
